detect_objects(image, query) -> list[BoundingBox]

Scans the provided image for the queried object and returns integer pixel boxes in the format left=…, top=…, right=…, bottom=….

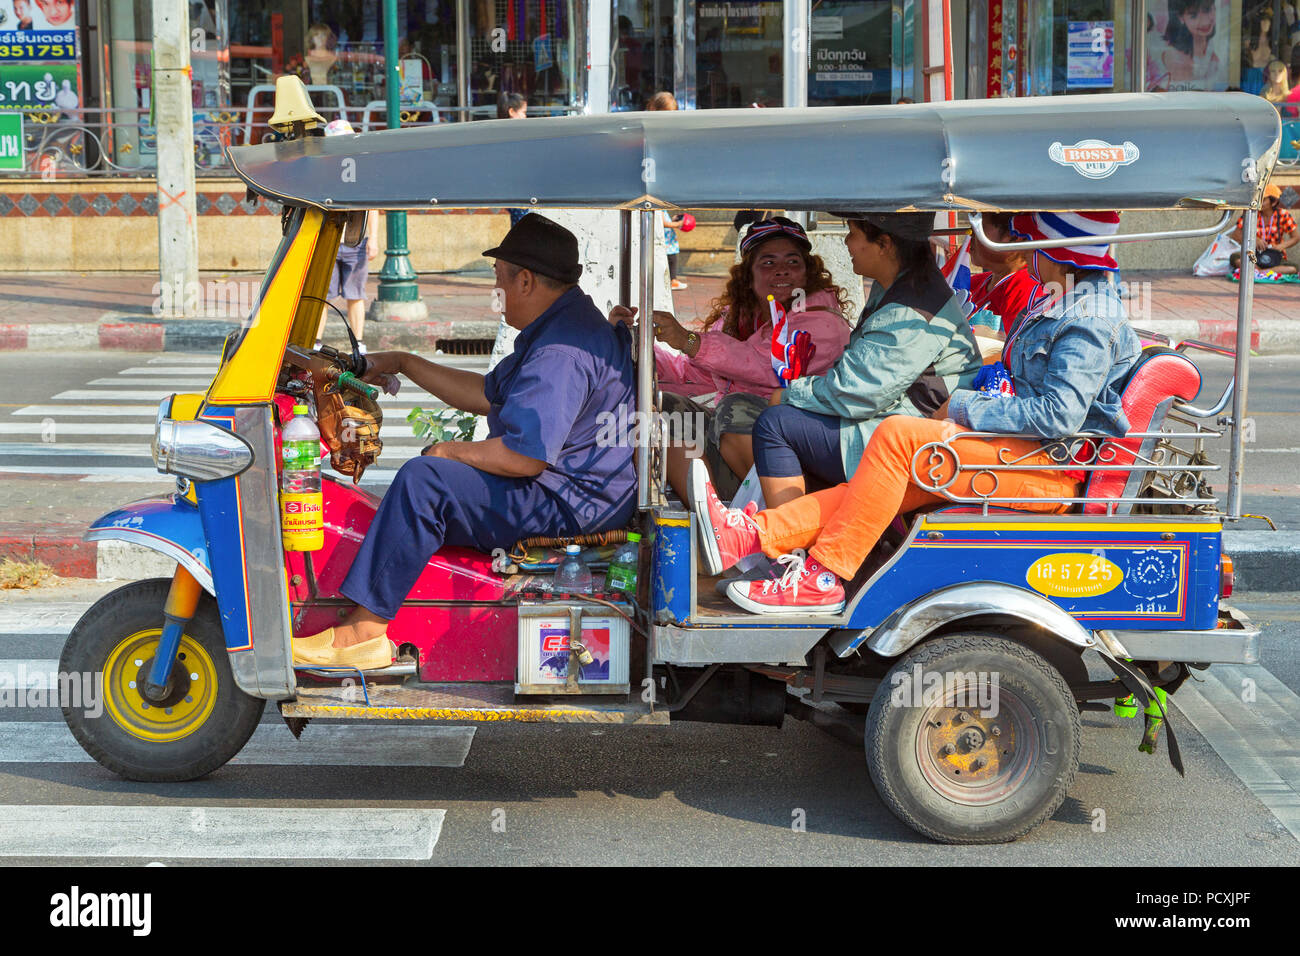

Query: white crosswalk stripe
left=0, top=600, right=466, bottom=860
left=0, top=806, right=445, bottom=860
left=4, top=351, right=489, bottom=485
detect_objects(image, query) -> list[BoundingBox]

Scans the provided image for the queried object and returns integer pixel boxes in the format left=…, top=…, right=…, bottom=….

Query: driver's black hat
left=483, top=214, right=582, bottom=284
left=828, top=211, right=935, bottom=242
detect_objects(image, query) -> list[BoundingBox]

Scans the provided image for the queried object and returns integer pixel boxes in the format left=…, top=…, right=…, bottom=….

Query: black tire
left=60, top=578, right=265, bottom=782
left=865, top=633, right=1081, bottom=844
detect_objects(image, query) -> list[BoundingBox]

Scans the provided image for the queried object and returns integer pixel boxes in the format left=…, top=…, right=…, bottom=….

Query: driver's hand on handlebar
left=358, top=350, right=405, bottom=383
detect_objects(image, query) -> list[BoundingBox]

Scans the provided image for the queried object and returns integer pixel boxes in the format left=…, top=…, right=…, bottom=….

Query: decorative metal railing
left=913, top=336, right=1234, bottom=517
left=2, top=101, right=582, bottom=179
left=909, top=424, right=1223, bottom=516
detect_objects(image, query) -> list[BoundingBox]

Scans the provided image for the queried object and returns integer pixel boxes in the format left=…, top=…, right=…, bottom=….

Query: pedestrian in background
left=317, top=119, right=379, bottom=351
left=646, top=92, right=688, bottom=290
left=498, top=93, right=532, bottom=229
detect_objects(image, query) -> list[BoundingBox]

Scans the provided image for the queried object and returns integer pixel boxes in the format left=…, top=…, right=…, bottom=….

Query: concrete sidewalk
left=0, top=269, right=1297, bottom=353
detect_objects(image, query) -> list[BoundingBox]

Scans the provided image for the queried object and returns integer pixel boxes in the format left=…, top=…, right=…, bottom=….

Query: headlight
left=152, top=397, right=253, bottom=481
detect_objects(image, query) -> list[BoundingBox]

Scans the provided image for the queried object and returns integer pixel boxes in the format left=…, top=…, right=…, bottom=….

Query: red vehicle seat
left=1080, top=347, right=1202, bottom=514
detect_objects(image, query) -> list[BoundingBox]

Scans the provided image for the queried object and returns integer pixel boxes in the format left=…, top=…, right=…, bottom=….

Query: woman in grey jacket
left=734, top=212, right=983, bottom=508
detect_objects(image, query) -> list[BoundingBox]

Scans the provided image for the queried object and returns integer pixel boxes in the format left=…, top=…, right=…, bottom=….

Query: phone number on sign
left=0, top=44, right=76, bottom=60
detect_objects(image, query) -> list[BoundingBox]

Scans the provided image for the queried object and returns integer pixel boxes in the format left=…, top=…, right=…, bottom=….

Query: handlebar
left=328, top=369, right=380, bottom=401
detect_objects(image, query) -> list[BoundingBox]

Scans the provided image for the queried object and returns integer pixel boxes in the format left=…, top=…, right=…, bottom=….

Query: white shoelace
left=721, top=505, right=760, bottom=533
left=761, top=548, right=810, bottom=597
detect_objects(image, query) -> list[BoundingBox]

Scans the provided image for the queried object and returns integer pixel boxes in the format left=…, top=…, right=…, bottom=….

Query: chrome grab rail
left=970, top=211, right=1236, bottom=251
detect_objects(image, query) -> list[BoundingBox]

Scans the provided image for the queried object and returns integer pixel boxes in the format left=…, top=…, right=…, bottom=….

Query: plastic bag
left=1193, top=232, right=1239, bottom=277
left=728, top=467, right=769, bottom=574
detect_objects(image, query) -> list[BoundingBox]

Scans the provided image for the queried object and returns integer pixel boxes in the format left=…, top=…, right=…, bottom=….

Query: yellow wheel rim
left=102, top=629, right=218, bottom=742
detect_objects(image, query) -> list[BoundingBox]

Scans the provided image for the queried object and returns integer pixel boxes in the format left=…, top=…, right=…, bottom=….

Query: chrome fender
left=84, top=494, right=213, bottom=594
left=830, top=581, right=1094, bottom=659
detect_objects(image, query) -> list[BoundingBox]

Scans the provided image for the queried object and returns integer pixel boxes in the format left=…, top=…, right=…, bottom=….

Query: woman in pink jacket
left=613, top=217, right=851, bottom=501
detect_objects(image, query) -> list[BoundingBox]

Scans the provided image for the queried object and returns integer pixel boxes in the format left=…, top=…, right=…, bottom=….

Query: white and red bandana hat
left=1009, top=211, right=1121, bottom=272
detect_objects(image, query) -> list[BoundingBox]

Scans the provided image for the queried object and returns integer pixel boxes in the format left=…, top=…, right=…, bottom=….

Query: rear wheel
left=60, top=578, right=265, bottom=781
left=865, top=633, right=1081, bottom=844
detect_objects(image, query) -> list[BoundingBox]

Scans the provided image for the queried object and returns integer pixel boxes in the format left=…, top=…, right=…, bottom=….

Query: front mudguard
left=85, top=494, right=213, bottom=594
left=84, top=492, right=293, bottom=702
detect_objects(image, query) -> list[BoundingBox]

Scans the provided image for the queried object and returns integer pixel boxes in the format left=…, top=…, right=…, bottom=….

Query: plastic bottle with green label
left=606, top=532, right=642, bottom=596
left=280, top=404, right=323, bottom=550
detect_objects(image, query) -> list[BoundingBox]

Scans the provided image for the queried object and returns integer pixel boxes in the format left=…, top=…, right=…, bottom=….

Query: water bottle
left=606, top=532, right=641, bottom=597
left=280, top=404, right=323, bottom=551
left=553, top=544, right=592, bottom=595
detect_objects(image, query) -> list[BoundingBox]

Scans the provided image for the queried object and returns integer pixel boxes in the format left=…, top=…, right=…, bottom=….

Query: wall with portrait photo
left=1144, top=0, right=1233, bottom=91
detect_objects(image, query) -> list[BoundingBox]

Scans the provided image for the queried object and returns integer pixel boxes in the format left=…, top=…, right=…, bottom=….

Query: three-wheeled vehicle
left=61, top=81, right=1280, bottom=843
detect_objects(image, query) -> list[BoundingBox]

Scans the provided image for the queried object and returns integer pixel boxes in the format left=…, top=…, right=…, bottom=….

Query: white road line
left=0, top=465, right=400, bottom=484
left=0, top=805, right=444, bottom=859
left=0, top=605, right=87, bottom=633
left=0, top=423, right=156, bottom=435
left=1174, top=667, right=1300, bottom=843
left=147, top=356, right=219, bottom=365
left=0, top=659, right=60, bottom=690
left=0, top=721, right=476, bottom=767
left=0, top=443, right=156, bottom=457
left=120, top=367, right=219, bottom=375
left=46, top=392, right=440, bottom=412
left=88, top=378, right=215, bottom=387
left=14, top=405, right=161, bottom=417
left=53, top=390, right=190, bottom=401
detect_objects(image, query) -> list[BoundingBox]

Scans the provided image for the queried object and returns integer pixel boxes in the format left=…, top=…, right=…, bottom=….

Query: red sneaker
left=725, top=549, right=845, bottom=614
left=691, top=459, right=761, bottom=575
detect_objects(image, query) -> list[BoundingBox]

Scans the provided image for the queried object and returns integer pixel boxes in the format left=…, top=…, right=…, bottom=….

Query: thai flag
left=941, top=237, right=975, bottom=318
left=769, top=295, right=813, bottom=386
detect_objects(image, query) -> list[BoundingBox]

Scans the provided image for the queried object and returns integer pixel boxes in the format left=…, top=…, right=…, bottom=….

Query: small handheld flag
left=940, top=237, right=975, bottom=318
left=770, top=294, right=815, bottom=385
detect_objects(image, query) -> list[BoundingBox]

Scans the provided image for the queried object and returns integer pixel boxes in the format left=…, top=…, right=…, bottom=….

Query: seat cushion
left=1082, top=347, right=1201, bottom=514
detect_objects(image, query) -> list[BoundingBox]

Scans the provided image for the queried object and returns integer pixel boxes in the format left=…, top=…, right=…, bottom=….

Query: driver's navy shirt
left=483, top=286, right=637, bottom=530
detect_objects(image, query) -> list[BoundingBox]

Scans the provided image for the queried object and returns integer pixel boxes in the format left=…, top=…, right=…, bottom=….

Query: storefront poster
left=0, top=111, right=22, bottom=169
left=1067, top=21, right=1114, bottom=89
left=0, top=0, right=75, bottom=33
left=0, top=29, right=75, bottom=60
left=1144, top=0, right=1230, bottom=91
left=0, top=61, right=78, bottom=111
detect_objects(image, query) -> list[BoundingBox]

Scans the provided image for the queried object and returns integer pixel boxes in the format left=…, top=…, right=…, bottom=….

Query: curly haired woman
left=611, top=217, right=851, bottom=501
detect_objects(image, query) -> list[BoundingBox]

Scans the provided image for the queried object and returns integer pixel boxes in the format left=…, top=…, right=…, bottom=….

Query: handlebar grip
left=334, top=371, right=380, bottom=401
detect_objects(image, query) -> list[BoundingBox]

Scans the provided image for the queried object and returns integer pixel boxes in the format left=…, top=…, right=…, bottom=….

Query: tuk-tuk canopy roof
left=229, top=92, right=1281, bottom=213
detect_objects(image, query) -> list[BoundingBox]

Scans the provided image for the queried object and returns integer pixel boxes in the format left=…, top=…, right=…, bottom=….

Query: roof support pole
left=637, top=209, right=657, bottom=509
left=783, top=0, right=810, bottom=228
left=373, top=0, right=429, bottom=322
left=1228, top=207, right=1257, bottom=520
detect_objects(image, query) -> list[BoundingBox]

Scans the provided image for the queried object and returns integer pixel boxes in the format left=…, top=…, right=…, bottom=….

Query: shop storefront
left=966, top=0, right=1300, bottom=98
left=612, top=1, right=916, bottom=110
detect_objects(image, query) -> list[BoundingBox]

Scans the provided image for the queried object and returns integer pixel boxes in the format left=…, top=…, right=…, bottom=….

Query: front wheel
left=865, top=634, right=1081, bottom=844
left=60, top=578, right=265, bottom=781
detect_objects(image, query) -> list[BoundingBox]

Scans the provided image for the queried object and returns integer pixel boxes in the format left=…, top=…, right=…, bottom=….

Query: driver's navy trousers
left=339, top=456, right=582, bottom=619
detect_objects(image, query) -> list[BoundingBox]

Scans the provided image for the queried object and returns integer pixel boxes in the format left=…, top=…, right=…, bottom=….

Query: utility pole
left=153, top=0, right=199, bottom=317
left=371, top=0, right=429, bottom=321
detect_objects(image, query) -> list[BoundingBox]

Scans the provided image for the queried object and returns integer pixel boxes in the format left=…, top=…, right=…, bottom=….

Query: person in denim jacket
left=948, top=213, right=1141, bottom=438
left=691, top=211, right=1145, bottom=614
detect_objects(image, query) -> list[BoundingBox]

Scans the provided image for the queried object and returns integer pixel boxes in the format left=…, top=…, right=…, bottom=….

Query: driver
left=292, top=214, right=637, bottom=669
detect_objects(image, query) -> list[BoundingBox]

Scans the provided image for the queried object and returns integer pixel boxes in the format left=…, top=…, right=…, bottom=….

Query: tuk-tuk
left=60, top=81, right=1280, bottom=844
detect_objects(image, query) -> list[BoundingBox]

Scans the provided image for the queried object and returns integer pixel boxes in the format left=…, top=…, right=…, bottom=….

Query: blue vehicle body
left=652, top=506, right=1224, bottom=650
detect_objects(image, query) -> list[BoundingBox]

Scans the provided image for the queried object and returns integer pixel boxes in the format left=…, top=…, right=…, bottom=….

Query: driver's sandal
left=291, top=628, right=395, bottom=670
